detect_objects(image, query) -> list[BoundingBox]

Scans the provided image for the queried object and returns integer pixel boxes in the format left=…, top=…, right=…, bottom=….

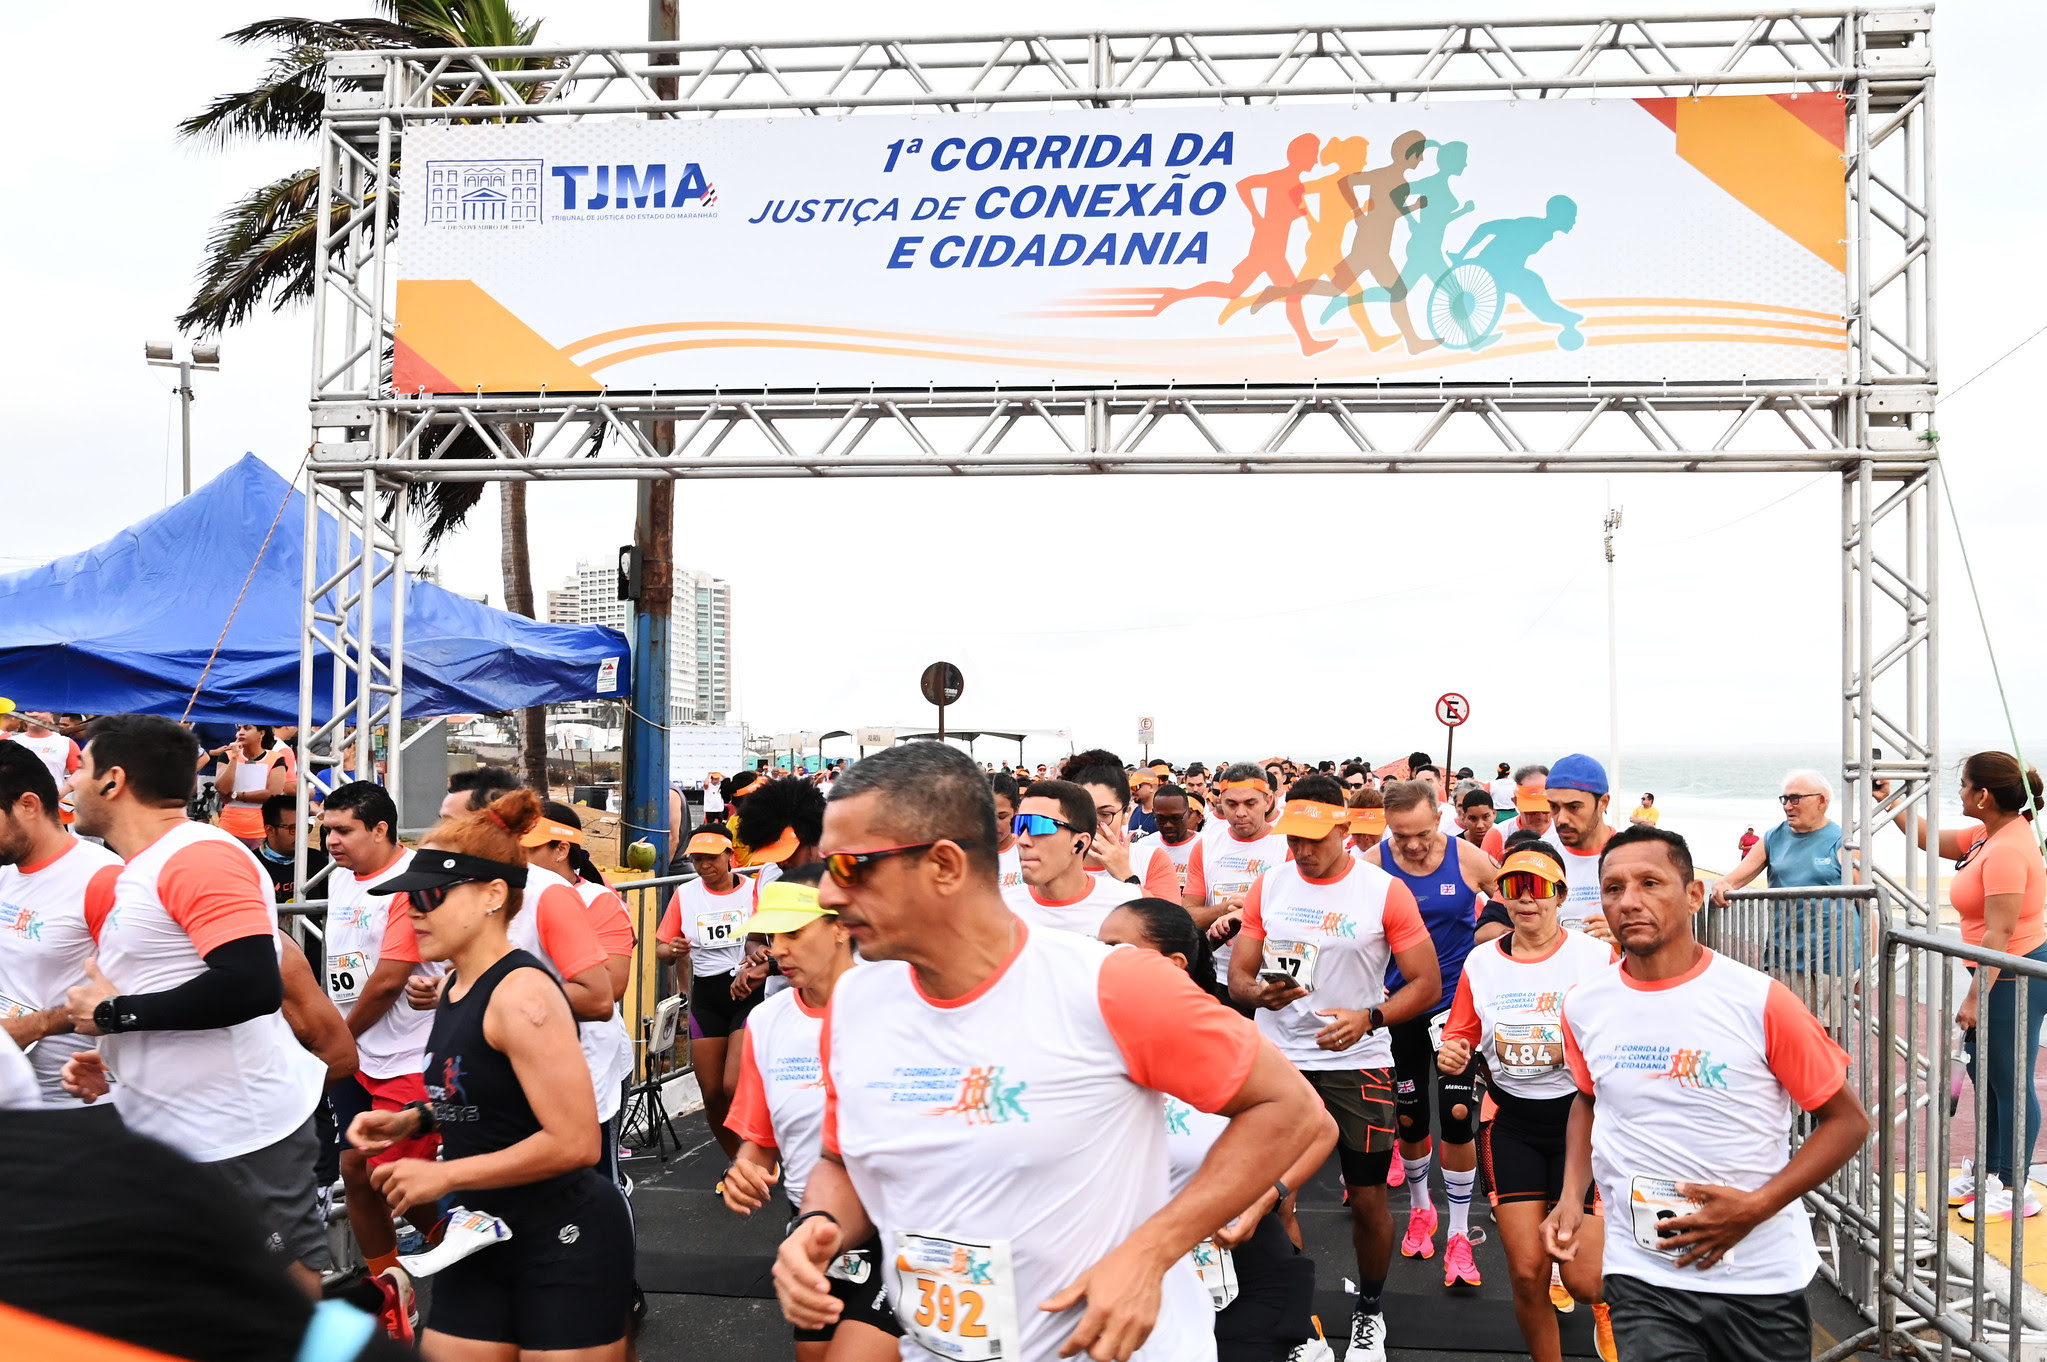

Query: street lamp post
left=144, top=341, right=221, bottom=497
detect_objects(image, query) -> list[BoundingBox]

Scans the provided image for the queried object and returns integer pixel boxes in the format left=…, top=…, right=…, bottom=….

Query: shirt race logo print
left=1652, top=1047, right=1731, bottom=1090
left=927, top=1065, right=1031, bottom=1126
left=1164, top=1097, right=1194, bottom=1136
left=0, top=902, right=44, bottom=941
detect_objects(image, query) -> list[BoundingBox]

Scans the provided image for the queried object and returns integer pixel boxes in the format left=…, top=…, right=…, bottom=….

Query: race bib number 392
left=892, top=1230, right=1019, bottom=1361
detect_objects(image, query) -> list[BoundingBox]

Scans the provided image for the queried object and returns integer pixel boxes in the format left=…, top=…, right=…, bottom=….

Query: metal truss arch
left=299, top=9, right=1942, bottom=978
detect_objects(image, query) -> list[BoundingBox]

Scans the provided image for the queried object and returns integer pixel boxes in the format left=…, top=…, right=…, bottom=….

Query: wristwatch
left=403, top=1098, right=438, bottom=1135
left=1367, top=1006, right=1385, bottom=1034
left=93, top=997, right=129, bottom=1034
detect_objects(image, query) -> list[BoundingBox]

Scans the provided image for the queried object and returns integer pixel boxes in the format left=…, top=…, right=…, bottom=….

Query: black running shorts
left=429, top=1171, right=636, bottom=1351
left=793, top=1234, right=904, bottom=1343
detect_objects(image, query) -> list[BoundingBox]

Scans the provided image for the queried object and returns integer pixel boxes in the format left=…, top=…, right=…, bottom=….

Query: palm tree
left=181, top=1, right=557, bottom=793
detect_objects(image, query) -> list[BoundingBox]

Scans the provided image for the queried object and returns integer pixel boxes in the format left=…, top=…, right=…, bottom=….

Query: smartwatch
left=1368, top=1006, right=1386, bottom=1034
left=93, top=998, right=128, bottom=1035
left=403, top=1098, right=438, bottom=1136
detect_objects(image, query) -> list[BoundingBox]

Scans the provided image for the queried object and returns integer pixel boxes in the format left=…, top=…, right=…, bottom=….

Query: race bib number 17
left=892, top=1230, right=1019, bottom=1362
left=1262, top=940, right=1322, bottom=992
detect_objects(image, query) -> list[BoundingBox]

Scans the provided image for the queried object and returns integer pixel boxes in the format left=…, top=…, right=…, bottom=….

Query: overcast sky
left=5, top=1, right=2038, bottom=769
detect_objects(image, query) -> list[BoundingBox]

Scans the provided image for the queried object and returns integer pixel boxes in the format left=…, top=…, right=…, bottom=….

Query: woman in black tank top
left=346, top=789, right=633, bottom=1357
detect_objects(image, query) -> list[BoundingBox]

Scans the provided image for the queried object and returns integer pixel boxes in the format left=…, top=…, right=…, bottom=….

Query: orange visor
left=519, top=819, right=583, bottom=848
left=1347, top=806, right=1387, bottom=834
left=1497, top=849, right=1566, bottom=883
left=1513, top=786, right=1552, bottom=813
left=1272, top=800, right=1351, bottom=839
left=746, top=827, right=800, bottom=866
left=686, top=831, right=733, bottom=856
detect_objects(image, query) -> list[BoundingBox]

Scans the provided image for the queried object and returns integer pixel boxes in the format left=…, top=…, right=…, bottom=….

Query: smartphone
left=1258, top=968, right=1298, bottom=988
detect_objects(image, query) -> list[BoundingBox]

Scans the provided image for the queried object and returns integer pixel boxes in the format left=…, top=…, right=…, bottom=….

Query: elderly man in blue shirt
left=1711, top=768, right=1863, bottom=1022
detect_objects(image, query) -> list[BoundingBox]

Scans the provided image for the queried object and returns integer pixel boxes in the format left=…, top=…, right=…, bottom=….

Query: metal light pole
left=144, top=341, right=220, bottom=496
left=1603, top=491, right=1624, bottom=798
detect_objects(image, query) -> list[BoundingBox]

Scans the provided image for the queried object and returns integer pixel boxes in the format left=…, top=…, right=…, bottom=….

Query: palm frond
left=178, top=168, right=339, bottom=335
left=415, top=421, right=494, bottom=547
left=178, top=19, right=417, bottom=146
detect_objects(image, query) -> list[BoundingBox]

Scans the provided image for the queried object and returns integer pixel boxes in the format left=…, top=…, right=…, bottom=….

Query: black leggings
left=1388, top=1010, right=1477, bottom=1147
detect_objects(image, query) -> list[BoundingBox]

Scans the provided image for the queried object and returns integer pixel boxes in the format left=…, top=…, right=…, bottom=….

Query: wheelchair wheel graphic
left=1426, top=263, right=1503, bottom=350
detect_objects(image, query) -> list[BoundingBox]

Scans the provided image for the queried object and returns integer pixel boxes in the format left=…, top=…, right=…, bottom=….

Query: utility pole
left=621, top=0, right=680, bottom=874
left=1604, top=489, right=1624, bottom=798
left=144, top=341, right=221, bottom=496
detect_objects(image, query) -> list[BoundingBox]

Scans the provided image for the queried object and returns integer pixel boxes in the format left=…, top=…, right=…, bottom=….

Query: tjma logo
left=426, top=159, right=544, bottom=225
left=552, top=162, right=714, bottom=211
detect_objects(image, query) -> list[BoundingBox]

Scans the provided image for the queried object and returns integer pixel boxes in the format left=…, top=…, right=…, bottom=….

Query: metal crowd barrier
left=1705, top=886, right=2047, bottom=1362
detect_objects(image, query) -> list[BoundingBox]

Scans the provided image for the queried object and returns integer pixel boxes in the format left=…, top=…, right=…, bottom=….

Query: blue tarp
left=0, top=454, right=631, bottom=724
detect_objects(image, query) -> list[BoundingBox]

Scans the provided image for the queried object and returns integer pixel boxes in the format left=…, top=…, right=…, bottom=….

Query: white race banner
left=397, top=96, right=1845, bottom=393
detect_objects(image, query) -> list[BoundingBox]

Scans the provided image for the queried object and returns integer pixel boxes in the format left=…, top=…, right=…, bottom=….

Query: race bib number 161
left=892, top=1230, right=1020, bottom=1361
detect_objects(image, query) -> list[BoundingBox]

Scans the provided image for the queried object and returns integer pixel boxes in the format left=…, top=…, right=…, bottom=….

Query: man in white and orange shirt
left=316, top=779, right=438, bottom=1281
left=1545, top=823, right=1868, bottom=1362
left=5, top=712, right=82, bottom=785
left=774, top=741, right=1322, bottom=1362
left=58, top=715, right=329, bottom=1293
left=0, top=742, right=122, bottom=1109
left=1186, top=762, right=1288, bottom=988
left=1005, top=778, right=1141, bottom=937
left=1137, top=784, right=1200, bottom=900
left=1228, top=774, right=1443, bottom=1362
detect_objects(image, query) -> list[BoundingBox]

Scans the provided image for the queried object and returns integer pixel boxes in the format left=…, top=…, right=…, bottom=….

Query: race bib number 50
left=326, top=950, right=370, bottom=1005
left=892, top=1231, right=1019, bottom=1361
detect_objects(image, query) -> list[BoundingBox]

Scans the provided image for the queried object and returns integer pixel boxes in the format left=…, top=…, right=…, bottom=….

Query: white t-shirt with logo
left=823, top=923, right=1259, bottom=1362
left=996, top=843, right=1024, bottom=900
left=1240, top=858, right=1428, bottom=1071
left=93, top=822, right=325, bottom=1162
left=1555, top=831, right=1612, bottom=932
left=1188, top=831, right=1290, bottom=985
left=1443, top=930, right=1615, bottom=1100
left=6, top=730, right=80, bottom=782
left=0, top=1030, right=40, bottom=1111
left=1562, top=947, right=1849, bottom=1295
left=0, top=838, right=122, bottom=1106
left=1010, top=875, right=1144, bottom=939
left=727, top=984, right=835, bottom=1205
left=657, top=876, right=757, bottom=977
left=324, top=850, right=444, bottom=1080
left=1139, top=836, right=1199, bottom=901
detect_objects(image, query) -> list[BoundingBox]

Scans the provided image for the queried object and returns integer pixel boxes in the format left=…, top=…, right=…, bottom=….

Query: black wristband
left=785, top=1209, right=840, bottom=1238
left=1274, top=1179, right=1291, bottom=1203
left=404, top=1098, right=437, bottom=1136
left=1369, top=1006, right=1385, bottom=1033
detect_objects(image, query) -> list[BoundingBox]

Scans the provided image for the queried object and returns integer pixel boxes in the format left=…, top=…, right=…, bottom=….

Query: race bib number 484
left=1492, top=1023, right=1565, bottom=1078
left=892, top=1230, right=1019, bottom=1362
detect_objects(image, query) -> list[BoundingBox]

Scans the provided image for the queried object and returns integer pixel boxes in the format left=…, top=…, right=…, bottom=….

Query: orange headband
left=1221, top=779, right=1269, bottom=793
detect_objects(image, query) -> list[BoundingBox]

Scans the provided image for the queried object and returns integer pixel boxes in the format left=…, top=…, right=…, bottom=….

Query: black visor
left=365, top=849, right=529, bottom=895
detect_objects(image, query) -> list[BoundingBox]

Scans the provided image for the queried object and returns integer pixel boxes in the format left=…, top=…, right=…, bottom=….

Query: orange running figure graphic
left=1152, top=132, right=1336, bottom=357
left=1220, top=135, right=1372, bottom=323
left=1253, top=129, right=1438, bottom=353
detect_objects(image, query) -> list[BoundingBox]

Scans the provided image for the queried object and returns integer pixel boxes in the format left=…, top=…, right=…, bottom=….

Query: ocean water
left=1538, top=745, right=2035, bottom=878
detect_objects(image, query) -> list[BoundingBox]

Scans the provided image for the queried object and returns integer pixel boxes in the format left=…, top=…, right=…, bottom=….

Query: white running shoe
left=1284, top=1339, right=1335, bottom=1362
left=1347, top=1310, right=1388, bottom=1362
left=1958, top=1174, right=2042, bottom=1223
left=1949, top=1159, right=1978, bottom=1208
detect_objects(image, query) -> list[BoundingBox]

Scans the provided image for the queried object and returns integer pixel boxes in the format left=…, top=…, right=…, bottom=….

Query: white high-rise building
left=548, top=561, right=730, bottom=724
left=672, top=570, right=732, bottom=723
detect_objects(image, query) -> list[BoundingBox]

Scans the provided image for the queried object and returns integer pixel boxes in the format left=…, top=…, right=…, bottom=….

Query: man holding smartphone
left=1229, top=773, right=1443, bottom=1362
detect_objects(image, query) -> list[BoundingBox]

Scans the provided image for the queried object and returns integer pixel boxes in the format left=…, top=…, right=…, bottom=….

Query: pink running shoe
left=1387, top=1157, right=1406, bottom=1189
left=1443, top=1233, right=1481, bottom=1287
left=1400, top=1203, right=1438, bottom=1259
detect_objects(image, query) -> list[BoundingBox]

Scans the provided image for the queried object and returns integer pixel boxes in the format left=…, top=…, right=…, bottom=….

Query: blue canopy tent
left=0, top=454, right=630, bottom=724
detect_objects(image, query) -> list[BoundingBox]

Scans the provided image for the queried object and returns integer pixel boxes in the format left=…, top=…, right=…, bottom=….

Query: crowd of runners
left=14, top=713, right=2047, bottom=1362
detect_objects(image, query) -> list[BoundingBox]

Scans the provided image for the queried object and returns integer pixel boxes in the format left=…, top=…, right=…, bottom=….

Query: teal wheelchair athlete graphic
left=1425, top=195, right=1585, bottom=351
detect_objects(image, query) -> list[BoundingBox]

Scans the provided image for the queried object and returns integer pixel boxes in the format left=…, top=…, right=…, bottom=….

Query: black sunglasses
left=825, top=841, right=980, bottom=887
left=407, top=880, right=484, bottom=913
